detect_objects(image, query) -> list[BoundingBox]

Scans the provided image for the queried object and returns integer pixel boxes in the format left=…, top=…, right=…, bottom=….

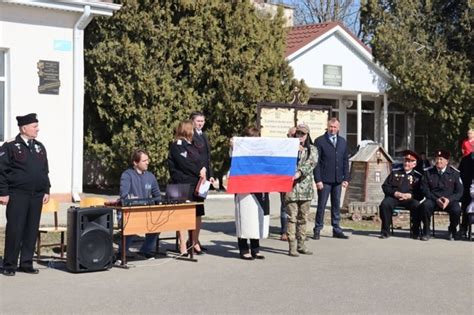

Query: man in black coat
left=313, top=118, right=350, bottom=239
left=379, top=150, right=423, bottom=239
left=190, top=111, right=214, bottom=184
left=0, top=113, right=50, bottom=276
left=458, top=149, right=474, bottom=238
left=419, top=150, right=463, bottom=241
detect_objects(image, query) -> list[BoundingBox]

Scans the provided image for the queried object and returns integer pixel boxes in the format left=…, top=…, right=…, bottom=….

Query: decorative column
left=357, top=93, right=362, bottom=145
left=383, top=93, right=389, bottom=151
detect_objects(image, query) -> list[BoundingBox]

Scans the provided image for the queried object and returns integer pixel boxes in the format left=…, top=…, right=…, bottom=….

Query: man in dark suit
left=379, top=150, right=423, bottom=239
left=313, top=118, right=350, bottom=239
left=458, top=147, right=474, bottom=238
left=189, top=111, right=214, bottom=252
left=419, top=150, right=463, bottom=241
left=0, top=114, right=50, bottom=276
left=190, top=111, right=214, bottom=184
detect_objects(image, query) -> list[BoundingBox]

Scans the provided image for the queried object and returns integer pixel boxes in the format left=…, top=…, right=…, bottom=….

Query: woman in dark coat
left=168, top=120, right=207, bottom=255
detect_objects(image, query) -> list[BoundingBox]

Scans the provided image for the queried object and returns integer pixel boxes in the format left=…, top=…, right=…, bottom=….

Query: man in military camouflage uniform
left=420, top=150, right=463, bottom=240
left=379, top=150, right=423, bottom=239
left=285, top=124, right=317, bottom=257
left=0, top=114, right=50, bottom=276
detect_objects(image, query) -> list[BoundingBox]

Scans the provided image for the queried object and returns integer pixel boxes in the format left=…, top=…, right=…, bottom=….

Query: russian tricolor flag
left=227, top=137, right=300, bottom=193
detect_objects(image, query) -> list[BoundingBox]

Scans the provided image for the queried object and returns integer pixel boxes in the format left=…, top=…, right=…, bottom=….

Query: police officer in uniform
left=379, top=150, right=423, bottom=239
left=419, top=150, right=463, bottom=241
left=0, top=113, right=50, bottom=276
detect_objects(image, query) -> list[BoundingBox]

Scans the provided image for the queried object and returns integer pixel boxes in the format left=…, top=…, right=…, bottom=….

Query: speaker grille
left=78, top=223, right=113, bottom=270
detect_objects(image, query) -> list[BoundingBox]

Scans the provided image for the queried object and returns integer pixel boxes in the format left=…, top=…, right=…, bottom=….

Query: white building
left=286, top=22, right=419, bottom=156
left=0, top=0, right=120, bottom=200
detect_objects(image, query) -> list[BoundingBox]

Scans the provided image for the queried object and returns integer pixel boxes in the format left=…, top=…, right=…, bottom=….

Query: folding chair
left=36, top=198, right=66, bottom=260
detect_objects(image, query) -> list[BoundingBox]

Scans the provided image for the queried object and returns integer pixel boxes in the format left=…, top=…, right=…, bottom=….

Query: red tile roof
left=285, top=21, right=371, bottom=57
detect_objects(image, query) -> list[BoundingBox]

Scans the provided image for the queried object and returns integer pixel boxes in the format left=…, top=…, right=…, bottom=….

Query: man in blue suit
left=313, top=118, right=350, bottom=239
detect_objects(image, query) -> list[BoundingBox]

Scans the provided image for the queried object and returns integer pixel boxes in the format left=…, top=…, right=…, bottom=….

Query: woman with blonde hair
left=168, top=120, right=207, bottom=255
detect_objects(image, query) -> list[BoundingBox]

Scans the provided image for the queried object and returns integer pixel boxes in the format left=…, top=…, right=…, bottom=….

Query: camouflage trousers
left=285, top=200, right=311, bottom=241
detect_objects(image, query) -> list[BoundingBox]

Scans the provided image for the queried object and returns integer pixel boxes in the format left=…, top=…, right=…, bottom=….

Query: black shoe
left=251, top=252, right=265, bottom=259
left=2, top=269, right=15, bottom=276
left=379, top=233, right=390, bottom=239
left=18, top=267, right=39, bottom=274
left=240, top=253, right=254, bottom=260
left=138, top=252, right=155, bottom=259
left=313, top=232, right=320, bottom=240
left=333, top=231, right=349, bottom=239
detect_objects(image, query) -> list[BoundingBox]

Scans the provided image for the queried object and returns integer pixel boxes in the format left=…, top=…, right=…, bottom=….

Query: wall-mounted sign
left=323, top=64, right=342, bottom=87
left=37, top=60, right=60, bottom=95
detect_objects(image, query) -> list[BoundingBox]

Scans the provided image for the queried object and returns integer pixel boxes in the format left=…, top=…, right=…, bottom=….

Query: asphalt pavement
left=0, top=193, right=473, bottom=314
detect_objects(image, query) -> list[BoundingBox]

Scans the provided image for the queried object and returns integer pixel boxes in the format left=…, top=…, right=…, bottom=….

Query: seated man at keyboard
left=379, top=150, right=423, bottom=239
left=118, top=149, right=161, bottom=259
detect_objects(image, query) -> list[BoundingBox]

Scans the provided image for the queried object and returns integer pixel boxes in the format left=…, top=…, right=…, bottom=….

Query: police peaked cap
left=16, top=113, right=38, bottom=126
left=402, top=150, right=419, bottom=161
left=435, top=149, right=450, bottom=160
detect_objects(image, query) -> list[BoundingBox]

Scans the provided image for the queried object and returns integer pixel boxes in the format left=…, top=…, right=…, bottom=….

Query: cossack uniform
left=420, top=150, right=463, bottom=240
left=379, top=168, right=423, bottom=238
left=0, top=113, right=50, bottom=275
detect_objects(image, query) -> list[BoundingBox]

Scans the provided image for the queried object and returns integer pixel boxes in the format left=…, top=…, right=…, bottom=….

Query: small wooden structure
left=343, top=143, right=392, bottom=220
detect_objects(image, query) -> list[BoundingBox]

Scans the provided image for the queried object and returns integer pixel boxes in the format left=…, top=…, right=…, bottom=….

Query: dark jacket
left=458, top=153, right=474, bottom=202
left=313, top=133, right=350, bottom=184
left=421, top=166, right=463, bottom=203
left=192, top=130, right=213, bottom=179
left=0, top=134, right=50, bottom=195
left=382, top=169, right=423, bottom=201
left=168, top=139, right=204, bottom=187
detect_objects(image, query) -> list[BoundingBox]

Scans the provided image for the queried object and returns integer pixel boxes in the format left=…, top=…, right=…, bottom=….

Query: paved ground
left=0, top=193, right=473, bottom=314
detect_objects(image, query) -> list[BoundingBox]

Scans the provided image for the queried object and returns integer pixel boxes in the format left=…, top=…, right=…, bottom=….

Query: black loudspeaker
left=67, top=207, right=113, bottom=273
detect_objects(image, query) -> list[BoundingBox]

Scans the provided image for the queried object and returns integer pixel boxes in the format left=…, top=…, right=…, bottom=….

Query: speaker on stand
left=67, top=207, right=113, bottom=273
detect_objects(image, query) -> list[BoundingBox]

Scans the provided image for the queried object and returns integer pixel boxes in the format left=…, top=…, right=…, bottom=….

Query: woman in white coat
left=234, top=126, right=269, bottom=260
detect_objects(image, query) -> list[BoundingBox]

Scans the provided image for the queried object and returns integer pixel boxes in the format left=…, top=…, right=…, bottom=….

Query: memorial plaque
left=296, top=109, right=329, bottom=140
left=37, top=60, right=60, bottom=94
left=260, top=107, right=295, bottom=138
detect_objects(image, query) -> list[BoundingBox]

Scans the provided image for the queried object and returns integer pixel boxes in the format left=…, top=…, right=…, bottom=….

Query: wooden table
left=114, top=202, right=200, bottom=266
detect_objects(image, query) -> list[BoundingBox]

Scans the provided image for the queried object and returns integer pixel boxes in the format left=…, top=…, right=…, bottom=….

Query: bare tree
left=278, top=0, right=361, bottom=37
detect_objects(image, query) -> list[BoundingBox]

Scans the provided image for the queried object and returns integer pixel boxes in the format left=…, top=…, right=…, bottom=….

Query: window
left=0, top=50, right=6, bottom=142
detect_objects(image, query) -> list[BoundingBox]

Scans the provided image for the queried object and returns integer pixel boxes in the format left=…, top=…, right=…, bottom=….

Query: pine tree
left=361, top=0, right=473, bottom=155
left=84, top=0, right=306, bottom=185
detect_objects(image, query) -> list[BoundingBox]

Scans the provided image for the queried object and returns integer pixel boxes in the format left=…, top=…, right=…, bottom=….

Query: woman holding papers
left=285, top=123, right=317, bottom=257
left=168, top=120, right=207, bottom=255
left=233, top=126, right=269, bottom=260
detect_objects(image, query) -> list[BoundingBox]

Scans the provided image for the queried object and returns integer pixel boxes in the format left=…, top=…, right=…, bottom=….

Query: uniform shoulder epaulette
left=413, top=170, right=422, bottom=176
left=425, top=166, right=434, bottom=171
left=449, top=165, right=460, bottom=172
left=5, top=137, right=15, bottom=143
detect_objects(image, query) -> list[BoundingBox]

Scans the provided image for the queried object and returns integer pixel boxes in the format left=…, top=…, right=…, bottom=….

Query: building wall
left=0, top=3, right=79, bottom=194
left=289, top=32, right=388, bottom=94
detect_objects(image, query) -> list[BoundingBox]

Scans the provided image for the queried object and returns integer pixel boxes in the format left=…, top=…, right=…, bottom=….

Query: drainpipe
left=71, top=5, right=92, bottom=201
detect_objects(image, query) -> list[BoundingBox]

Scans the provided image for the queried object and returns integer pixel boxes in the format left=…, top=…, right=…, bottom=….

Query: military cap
left=296, top=123, right=310, bottom=134
left=402, top=150, right=419, bottom=161
left=16, top=113, right=38, bottom=126
left=435, top=149, right=450, bottom=160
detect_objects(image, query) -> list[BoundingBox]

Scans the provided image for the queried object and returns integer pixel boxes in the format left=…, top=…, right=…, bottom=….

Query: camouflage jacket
left=286, top=145, right=318, bottom=201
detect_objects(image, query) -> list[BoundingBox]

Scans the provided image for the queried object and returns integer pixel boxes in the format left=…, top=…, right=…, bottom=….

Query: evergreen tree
left=361, top=0, right=473, bottom=155
left=84, top=0, right=306, bottom=185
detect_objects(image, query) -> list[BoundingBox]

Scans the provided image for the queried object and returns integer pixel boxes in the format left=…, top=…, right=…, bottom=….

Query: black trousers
left=3, top=192, right=43, bottom=271
left=419, top=199, right=461, bottom=235
left=379, top=197, right=420, bottom=235
left=237, top=238, right=259, bottom=255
